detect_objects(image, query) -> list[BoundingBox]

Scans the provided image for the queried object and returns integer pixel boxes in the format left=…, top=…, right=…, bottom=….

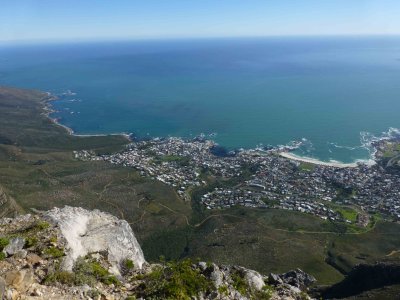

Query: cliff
left=0, top=206, right=315, bottom=300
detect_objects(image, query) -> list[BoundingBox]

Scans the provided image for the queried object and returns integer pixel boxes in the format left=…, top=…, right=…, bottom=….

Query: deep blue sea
left=1, top=36, right=400, bottom=163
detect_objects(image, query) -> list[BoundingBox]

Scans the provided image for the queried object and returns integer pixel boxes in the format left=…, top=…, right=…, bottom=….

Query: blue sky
left=1, top=0, right=400, bottom=42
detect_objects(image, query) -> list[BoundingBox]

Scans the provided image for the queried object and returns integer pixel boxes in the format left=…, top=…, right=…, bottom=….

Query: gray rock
left=268, top=273, right=283, bottom=285
left=3, top=237, right=25, bottom=256
left=279, top=268, right=316, bottom=289
left=243, top=269, right=265, bottom=291
left=210, top=268, right=224, bottom=288
left=198, top=261, right=207, bottom=271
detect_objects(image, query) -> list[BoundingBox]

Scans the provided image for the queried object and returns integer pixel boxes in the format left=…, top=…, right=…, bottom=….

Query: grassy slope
left=0, top=86, right=190, bottom=241
left=1, top=86, right=400, bottom=286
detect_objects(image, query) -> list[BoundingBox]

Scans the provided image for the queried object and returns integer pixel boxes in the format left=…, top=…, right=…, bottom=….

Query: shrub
left=255, top=285, right=274, bottom=300
left=44, top=271, right=75, bottom=285
left=74, top=258, right=120, bottom=286
left=0, top=237, right=9, bottom=251
left=25, top=236, right=38, bottom=248
left=138, top=258, right=213, bottom=299
left=124, top=259, right=134, bottom=269
left=0, top=252, right=6, bottom=261
left=35, top=221, right=50, bottom=230
left=218, top=285, right=229, bottom=296
left=45, top=246, right=65, bottom=258
left=231, top=271, right=248, bottom=296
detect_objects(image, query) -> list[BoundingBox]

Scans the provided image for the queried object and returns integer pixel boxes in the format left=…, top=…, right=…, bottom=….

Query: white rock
left=46, top=206, right=146, bottom=274
left=243, top=269, right=265, bottom=291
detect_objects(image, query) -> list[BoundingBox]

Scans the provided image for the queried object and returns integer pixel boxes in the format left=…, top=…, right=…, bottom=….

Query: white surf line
left=279, top=152, right=358, bottom=168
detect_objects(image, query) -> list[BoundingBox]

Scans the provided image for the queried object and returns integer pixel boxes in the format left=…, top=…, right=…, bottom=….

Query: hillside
left=1, top=86, right=400, bottom=291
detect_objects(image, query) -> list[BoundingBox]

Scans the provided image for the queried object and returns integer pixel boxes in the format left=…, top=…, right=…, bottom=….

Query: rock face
left=0, top=207, right=317, bottom=299
left=46, top=206, right=146, bottom=274
left=278, top=268, right=316, bottom=290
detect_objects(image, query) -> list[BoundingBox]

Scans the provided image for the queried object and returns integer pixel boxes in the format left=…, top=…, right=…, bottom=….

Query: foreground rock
left=0, top=207, right=315, bottom=299
left=46, top=206, right=146, bottom=274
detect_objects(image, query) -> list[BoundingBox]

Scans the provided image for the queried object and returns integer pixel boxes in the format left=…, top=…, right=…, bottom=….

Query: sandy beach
left=279, top=152, right=359, bottom=168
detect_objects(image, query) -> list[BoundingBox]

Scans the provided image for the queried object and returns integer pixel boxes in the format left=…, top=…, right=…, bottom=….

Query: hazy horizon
left=1, top=0, right=400, bottom=43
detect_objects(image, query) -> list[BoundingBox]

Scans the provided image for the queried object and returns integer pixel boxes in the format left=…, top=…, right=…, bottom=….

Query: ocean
left=1, top=36, right=400, bottom=163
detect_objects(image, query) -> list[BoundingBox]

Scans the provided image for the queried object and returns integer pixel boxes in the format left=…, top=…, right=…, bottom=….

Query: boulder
left=46, top=206, right=146, bottom=275
left=210, top=267, right=224, bottom=288
left=243, top=269, right=265, bottom=291
left=3, top=237, right=25, bottom=256
left=4, top=270, right=35, bottom=292
left=268, top=273, right=283, bottom=285
left=279, top=268, right=316, bottom=289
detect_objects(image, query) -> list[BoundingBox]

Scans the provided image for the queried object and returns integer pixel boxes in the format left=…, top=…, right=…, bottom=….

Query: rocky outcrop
left=0, top=207, right=316, bottom=300
left=45, top=206, right=146, bottom=274
left=269, top=268, right=316, bottom=290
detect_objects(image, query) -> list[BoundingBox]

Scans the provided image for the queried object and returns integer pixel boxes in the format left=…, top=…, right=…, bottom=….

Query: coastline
left=41, top=90, right=393, bottom=168
left=279, top=152, right=359, bottom=168
left=41, top=93, right=132, bottom=142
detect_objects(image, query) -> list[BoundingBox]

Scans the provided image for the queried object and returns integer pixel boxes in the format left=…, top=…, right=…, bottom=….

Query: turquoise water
left=1, top=37, right=400, bottom=163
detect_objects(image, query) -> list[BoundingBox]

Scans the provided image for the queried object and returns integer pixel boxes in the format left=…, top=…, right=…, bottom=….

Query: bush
left=0, top=237, right=9, bottom=251
left=0, top=252, right=6, bottom=261
left=74, top=258, right=120, bottom=286
left=218, top=285, right=229, bottom=296
left=231, top=271, right=248, bottom=296
left=44, top=271, right=75, bottom=285
left=35, top=221, right=50, bottom=230
left=124, top=259, right=134, bottom=269
left=138, top=258, right=213, bottom=299
left=255, top=285, right=274, bottom=300
left=45, top=246, right=65, bottom=258
left=25, top=236, right=38, bottom=248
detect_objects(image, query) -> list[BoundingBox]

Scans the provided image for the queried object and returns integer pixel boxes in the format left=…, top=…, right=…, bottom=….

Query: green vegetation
left=0, top=252, right=6, bottom=261
left=217, top=285, right=229, bottom=296
left=1, top=86, right=400, bottom=287
left=35, top=221, right=50, bottom=230
left=231, top=270, right=248, bottom=295
left=124, top=259, right=135, bottom=269
left=45, top=246, right=65, bottom=258
left=75, top=258, right=120, bottom=286
left=298, top=162, right=316, bottom=172
left=24, top=236, right=38, bottom=248
left=45, top=271, right=76, bottom=285
left=46, top=258, right=120, bottom=287
left=137, top=259, right=213, bottom=299
left=0, top=237, right=9, bottom=250
left=337, top=207, right=358, bottom=222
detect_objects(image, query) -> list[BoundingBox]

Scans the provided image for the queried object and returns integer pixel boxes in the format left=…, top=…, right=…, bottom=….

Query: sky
left=1, top=0, right=400, bottom=43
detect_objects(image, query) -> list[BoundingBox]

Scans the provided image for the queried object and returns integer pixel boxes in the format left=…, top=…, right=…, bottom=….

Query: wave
left=360, top=127, right=400, bottom=160
left=327, top=142, right=362, bottom=151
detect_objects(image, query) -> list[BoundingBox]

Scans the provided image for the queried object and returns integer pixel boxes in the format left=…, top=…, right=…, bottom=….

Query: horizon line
left=1, top=33, right=400, bottom=46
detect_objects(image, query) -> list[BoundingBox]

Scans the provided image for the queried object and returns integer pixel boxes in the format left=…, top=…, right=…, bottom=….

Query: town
left=74, top=136, right=400, bottom=225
